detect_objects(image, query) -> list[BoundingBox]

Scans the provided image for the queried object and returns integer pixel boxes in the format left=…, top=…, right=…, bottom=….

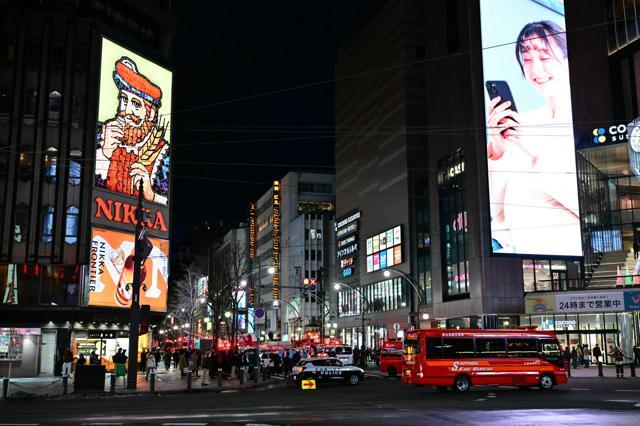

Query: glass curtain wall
left=438, top=150, right=469, bottom=300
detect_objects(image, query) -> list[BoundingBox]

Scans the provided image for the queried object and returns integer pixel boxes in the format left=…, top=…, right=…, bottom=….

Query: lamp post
left=383, top=269, right=424, bottom=329
left=333, top=282, right=372, bottom=349
left=308, top=292, right=330, bottom=344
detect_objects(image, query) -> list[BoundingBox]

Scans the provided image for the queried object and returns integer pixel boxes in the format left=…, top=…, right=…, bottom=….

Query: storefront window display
left=0, top=329, right=24, bottom=360
left=521, top=258, right=582, bottom=292
left=521, top=312, right=638, bottom=364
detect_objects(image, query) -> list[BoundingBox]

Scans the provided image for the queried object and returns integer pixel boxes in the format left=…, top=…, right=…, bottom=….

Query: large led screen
left=365, top=225, right=402, bottom=273
left=480, top=0, right=581, bottom=256
left=95, top=37, right=172, bottom=205
left=88, top=227, right=169, bottom=312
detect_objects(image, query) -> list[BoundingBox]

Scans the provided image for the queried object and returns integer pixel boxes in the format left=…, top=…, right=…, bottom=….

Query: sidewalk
left=2, top=366, right=284, bottom=400
left=568, top=364, right=640, bottom=378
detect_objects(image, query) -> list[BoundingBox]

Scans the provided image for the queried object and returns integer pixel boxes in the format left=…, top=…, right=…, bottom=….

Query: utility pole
left=127, top=180, right=144, bottom=390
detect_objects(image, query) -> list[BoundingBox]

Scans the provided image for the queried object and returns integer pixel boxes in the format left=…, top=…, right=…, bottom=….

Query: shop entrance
left=558, top=330, right=619, bottom=364
left=39, top=330, right=56, bottom=375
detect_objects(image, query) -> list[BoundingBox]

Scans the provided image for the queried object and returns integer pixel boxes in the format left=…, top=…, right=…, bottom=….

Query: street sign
left=301, top=379, right=316, bottom=390
left=255, top=307, right=266, bottom=324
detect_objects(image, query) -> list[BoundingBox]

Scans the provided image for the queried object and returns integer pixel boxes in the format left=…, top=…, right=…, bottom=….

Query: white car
left=291, top=357, right=364, bottom=385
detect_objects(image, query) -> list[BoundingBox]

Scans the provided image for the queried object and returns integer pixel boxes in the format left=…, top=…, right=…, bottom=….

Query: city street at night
left=3, top=1, right=640, bottom=424
left=2, top=373, right=640, bottom=425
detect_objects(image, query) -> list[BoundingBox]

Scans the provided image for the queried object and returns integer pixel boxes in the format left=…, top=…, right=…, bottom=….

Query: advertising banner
left=366, top=225, right=402, bottom=273
left=480, top=0, right=581, bottom=256
left=88, top=227, right=168, bottom=312
left=525, top=294, right=556, bottom=314
left=95, top=37, right=172, bottom=206
left=555, top=292, right=624, bottom=313
left=624, top=290, right=640, bottom=311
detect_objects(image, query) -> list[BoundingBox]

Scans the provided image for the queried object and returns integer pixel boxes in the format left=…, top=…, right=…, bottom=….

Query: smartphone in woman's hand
left=486, top=80, right=518, bottom=112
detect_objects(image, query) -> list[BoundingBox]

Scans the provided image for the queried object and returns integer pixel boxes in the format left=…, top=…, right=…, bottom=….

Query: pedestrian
left=201, top=351, right=211, bottom=386
left=634, top=344, right=640, bottom=366
left=145, top=352, right=156, bottom=380
left=179, top=351, right=187, bottom=377
left=140, top=349, right=147, bottom=373
left=90, top=350, right=100, bottom=365
left=582, top=344, right=591, bottom=368
left=609, top=345, right=626, bottom=378
left=576, top=344, right=583, bottom=367
left=634, top=241, right=639, bottom=260
left=571, top=347, right=579, bottom=370
left=593, top=344, right=602, bottom=364
left=193, top=349, right=201, bottom=377
left=154, top=349, right=161, bottom=367
left=353, top=347, right=360, bottom=366
left=62, top=348, right=74, bottom=377
left=77, top=353, right=87, bottom=365
left=172, top=350, right=179, bottom=369
left=163, top=350, right=172, bottom=370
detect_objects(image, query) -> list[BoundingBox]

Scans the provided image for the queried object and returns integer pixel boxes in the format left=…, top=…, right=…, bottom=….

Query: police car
left=291, top=357, right=365, bottom=385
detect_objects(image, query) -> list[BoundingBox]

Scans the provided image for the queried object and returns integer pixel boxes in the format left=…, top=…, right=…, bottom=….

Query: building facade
left=0, top=0, right=176, bottom=376
left=251, top=172, right=336, bottom=343
left=334, top=0, right=640, bottom=358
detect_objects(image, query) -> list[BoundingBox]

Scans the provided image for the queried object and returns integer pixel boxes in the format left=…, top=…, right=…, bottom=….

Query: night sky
left=171, top=2, right=379, bottom=246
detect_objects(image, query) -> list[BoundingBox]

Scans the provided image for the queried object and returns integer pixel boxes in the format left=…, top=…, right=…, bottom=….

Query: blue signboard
left=624, top=290, right=640, bottom=311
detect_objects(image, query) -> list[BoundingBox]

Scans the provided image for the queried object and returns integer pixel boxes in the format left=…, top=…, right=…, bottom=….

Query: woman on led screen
left=486, top=20, right=580, bottom=255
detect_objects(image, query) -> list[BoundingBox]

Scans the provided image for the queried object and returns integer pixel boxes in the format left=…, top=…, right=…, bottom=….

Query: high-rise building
left=334, top=0, right=639, bottom=354
left=251, top=172, right=336, bottom=343
left=0, top=0, right=177, bottom=377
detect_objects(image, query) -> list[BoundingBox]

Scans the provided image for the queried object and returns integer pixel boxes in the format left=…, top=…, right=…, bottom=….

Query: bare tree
left=168, top=263, right=205, bottom=348
left=207, top=242, right=248, bottom=350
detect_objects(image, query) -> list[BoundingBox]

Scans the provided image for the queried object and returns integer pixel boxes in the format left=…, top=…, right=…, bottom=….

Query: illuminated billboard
left=366, top=225, right=402, bottom=273
left=87, top=227, right=168, bottom=312
left=95, top=37, right=172, bottom=206
left=480, top=0, right=582, bottom=256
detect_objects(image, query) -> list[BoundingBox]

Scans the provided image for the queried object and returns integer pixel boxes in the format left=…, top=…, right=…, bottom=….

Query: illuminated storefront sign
left=272, top=181, right=280, bottom=300
left=93, top=194, right=168, bottom=233
left=335, top=210, right=361, bottom=283
left=249, top=202, right=256, bottom=260
left=87, top=227, right=168, bottom=312
left=366, top=225, right=403, bottom=273
left=480, top=0, right=581, bottom=257
left=591, top=123, right=629, bottom=145
left=95, top=37, right=172, bottom=206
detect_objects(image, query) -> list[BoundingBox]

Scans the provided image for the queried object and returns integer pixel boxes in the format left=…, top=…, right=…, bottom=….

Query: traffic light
left=139, top=304, right=150, bottom=335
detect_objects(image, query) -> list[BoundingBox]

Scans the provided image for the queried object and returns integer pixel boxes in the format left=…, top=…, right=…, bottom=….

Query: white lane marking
left=474, top=398, right=487, bottom=402
left=616, top=389, right=640, bottom=392
left=487, top=393, right=496, bottom=398
left=220, top=390, right=240, bottom=393
left=0, top=424, right=40, bottom=426
left=570, top=388, right=591, bottom=391
left=161, top=424, right=207, bottom=426
left=605, top=399, right=638, bottom=403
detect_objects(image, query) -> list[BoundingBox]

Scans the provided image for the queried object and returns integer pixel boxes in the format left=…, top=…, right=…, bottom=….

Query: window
left=538, top=338, right=563, bottom=367
left=305, top=249, right=309, bottom=260
left=310, top=250, right=316, bottom=261
left=507, top=338, right=537, bottom=357
left=476, top=338, right=506, bottom=358
left=18, top=150, right=34, bottom=181
left=48, top=91, right=61, bottom=123
left=65, top=206, right=79, bottom=244
left=41, top=205, right=54, bottom=244
left=43, top=147, right=58, bottom=184
left=442, top=338, right=475, bottom=358
left=13, top=204, right=28, bottom=243
left=317, top=250, right=322, bottom=261
left=69, top=150, right=82, bottom=186
left=404, top=337, right=420, bottom=356
left=305, top=229, right=309, bottom=240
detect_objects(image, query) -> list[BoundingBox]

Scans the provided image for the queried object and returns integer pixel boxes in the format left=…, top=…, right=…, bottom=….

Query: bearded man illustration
left=96, top=57, right=169, bottom=204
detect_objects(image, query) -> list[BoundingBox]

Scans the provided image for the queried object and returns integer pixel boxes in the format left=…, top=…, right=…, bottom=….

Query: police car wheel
left=347, top=374, right=360, bottom=385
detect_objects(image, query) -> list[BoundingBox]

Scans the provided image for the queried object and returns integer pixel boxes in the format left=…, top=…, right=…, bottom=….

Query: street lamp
left=383, top=268, right=424, bottom=328
left=224, top=311, right=232, bottom=319
left=268, top=266, right=275, bottom=275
